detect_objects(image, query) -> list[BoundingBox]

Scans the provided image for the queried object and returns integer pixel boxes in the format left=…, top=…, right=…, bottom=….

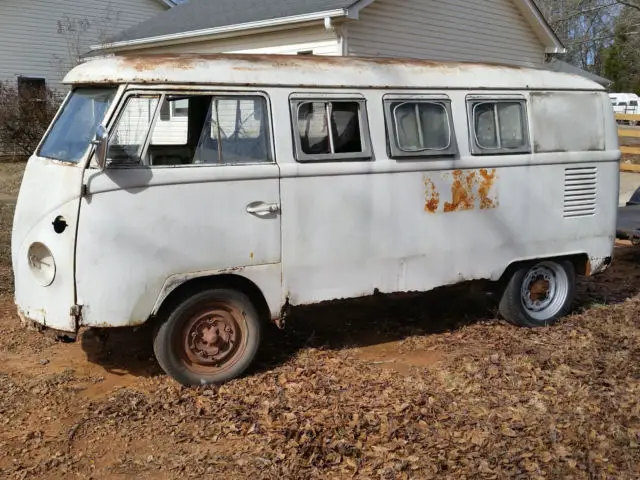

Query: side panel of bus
left=277, top=88, right=618, bottom=307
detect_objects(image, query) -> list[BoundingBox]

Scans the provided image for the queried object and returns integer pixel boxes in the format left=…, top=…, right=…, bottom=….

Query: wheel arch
left=151, top=273, right=272, bottom=327
left=497, top=252, right=589, bottom=287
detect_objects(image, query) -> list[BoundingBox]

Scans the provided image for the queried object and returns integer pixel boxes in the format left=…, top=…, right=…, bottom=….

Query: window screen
left=291, top=99, right=371, bottom=161
left=468, top=99, right=530, bottom=154
left=384, top=98, right=457, bottom=158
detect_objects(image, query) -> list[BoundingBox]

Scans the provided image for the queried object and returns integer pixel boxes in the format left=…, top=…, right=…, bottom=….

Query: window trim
left=107, top=92, right=163, bottom=167
left=105, top=89, right=275, bottom=168
left=466, top=95, right=531, bottom=156
left=383, top=94, right=457, bottom=159
left=289, top=94, right=372, bottom=162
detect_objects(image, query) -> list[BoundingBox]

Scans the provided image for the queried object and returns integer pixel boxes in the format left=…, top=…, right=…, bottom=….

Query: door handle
left=246, top=201, right=280, bottom=216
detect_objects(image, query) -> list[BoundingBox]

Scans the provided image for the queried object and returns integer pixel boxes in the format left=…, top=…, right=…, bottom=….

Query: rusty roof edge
left=62, top=53, right=605, bottom=92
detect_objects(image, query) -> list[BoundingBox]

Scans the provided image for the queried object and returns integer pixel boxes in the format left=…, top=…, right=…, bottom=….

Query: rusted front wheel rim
left=179, top=301, right=248, bottom=375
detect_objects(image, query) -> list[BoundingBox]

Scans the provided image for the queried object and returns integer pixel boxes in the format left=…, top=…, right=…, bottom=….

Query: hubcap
left=520, top=262, right=569, bottom=321
left=179, top=302, right=246, bottom=374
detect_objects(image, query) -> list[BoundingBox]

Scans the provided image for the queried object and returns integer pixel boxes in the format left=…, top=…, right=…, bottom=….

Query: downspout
left=324, top=16, right=347, bottom=56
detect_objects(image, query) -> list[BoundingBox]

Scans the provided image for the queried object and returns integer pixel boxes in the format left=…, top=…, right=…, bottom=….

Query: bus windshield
left=38, top=87, right=116, bottom=163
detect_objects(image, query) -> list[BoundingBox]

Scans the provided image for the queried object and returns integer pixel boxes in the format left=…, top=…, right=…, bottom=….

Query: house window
left=384, top=96, right=457, bottom=158
left=159, top=96, right=189, bottom=120
left=172, top=98, right=189, bottom=117
left=17, top=76, right=46, bottom=101
left=467, top=98, right=530, bottom=154
left=290, top=98, right=371, bottom=162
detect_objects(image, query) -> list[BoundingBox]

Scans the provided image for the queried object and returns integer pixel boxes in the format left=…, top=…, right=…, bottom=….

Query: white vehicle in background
left=609, top=93, right=640, bottom=125
left=12, top=54, right=621, bottom=387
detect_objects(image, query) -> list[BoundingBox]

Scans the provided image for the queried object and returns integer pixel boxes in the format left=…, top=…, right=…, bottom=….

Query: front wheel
left=499, top=260, right=576, bottom=328
left=153, top=288, right=262, bottom=386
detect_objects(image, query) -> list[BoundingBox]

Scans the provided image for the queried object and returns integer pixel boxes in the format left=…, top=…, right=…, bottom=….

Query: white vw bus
left=12, top=54, right=620, bottom=386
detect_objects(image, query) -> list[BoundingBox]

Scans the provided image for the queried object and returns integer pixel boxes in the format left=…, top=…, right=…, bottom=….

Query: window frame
left=107, top=92, right=163, bottom=167
left=289, top=93, right=372, bottom=163
left=383, top=94, right=457, bottom=159
left=105, top=89, right=274, bottom=168
left=466, top=94, right=531, bottom=156
left=201, top=95, right=273, bottom=165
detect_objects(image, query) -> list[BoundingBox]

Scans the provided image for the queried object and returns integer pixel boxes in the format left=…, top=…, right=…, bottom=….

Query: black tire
left=498, top=260, right=576, bottom=328
left=153, top=288, right=261, bottom=386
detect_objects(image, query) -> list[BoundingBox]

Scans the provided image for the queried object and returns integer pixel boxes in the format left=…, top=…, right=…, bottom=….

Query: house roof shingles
left=108, top=0, right=359, bottom=44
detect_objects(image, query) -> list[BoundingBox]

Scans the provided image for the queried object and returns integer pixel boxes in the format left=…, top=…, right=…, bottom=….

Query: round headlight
left=27, top=242, right=56, bottom=287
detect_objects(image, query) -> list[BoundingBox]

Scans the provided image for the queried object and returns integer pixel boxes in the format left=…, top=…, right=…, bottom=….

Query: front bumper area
left=17, top=306, right=77, bottom=341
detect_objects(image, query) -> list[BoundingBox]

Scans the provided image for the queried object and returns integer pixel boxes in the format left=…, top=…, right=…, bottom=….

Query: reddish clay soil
left=0, top=242, right=639, bottom=479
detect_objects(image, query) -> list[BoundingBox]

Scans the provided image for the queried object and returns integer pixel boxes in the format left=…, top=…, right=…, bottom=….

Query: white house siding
left=0, top=0, right=166, bottom=91
left=138, top=25, right=341, bottom=56
left=346, top=0, right=546, bottom=67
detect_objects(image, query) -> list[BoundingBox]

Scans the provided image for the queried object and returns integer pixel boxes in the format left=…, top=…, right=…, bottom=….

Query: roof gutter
left=514, top=0, right=566, bottom=54
left=91, top=9, right=349, bottom=51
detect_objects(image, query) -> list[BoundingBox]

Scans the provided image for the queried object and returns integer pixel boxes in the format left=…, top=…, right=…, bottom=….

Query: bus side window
left=383, top=96, right=457, bottom=159
left=194, top=96, right=272, bottom=165
left=467, top=98, right=530, bottom=155
left=139, top=93, right=272, bottom=167
left=290, top=98, right=372, bottom=162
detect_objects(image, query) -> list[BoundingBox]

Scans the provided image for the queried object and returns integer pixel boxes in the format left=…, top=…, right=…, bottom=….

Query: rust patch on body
left=478, top=168, right=498, bottom=209
left=424, top=177, right=440, bottom=213
left=122, top=55, right=198, bottom=72
left=425, top=168, right=499, bottom=214
left=444, top=170, right=476, bottom=213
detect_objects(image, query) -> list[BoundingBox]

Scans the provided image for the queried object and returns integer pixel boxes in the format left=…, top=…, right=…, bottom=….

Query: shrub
left=0, top=82, right=62, bottom=160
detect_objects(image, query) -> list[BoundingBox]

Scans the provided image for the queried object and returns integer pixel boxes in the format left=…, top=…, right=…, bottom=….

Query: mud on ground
left=1, top=163, right=639, bottom=479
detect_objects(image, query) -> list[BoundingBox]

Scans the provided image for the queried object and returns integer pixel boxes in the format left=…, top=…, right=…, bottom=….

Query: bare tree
left=534, top=0, right=640, bottom=86
left=54, top=3, right=122, bottom=75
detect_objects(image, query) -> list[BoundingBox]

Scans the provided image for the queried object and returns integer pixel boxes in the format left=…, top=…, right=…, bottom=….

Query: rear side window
left=467, top=98, right=530, bottom=155
left=384, top=95, right=457, bottom=158
left=530, top=92, right=605, bottom=153
left=290, top=97, right=371, bottom=162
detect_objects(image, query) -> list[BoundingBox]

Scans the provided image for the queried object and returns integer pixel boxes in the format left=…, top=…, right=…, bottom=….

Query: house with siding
left=0, top=0, right=185, bottom=92
left=90, top=0, right=565, bottom=68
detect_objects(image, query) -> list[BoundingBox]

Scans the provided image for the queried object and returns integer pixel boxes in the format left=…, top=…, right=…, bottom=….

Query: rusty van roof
left=63, top=53, right=605, bottom=91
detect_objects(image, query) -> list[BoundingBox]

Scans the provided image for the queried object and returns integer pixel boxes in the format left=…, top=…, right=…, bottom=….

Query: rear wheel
left=153, top=288, right=261, bottom=386
left=499, top=260, right=575, bottom=328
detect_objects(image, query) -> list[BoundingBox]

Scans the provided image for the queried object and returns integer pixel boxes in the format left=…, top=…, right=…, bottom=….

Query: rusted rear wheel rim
left=178, top=301, right=248, bottom=376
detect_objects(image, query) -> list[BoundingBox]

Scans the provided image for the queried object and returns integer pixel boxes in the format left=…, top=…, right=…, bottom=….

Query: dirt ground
left=1, top=163, right=639, bottom=479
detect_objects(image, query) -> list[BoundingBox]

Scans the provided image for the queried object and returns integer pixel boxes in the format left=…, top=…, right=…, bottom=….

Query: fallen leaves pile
left=0, top=246, right=639, bottom=479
